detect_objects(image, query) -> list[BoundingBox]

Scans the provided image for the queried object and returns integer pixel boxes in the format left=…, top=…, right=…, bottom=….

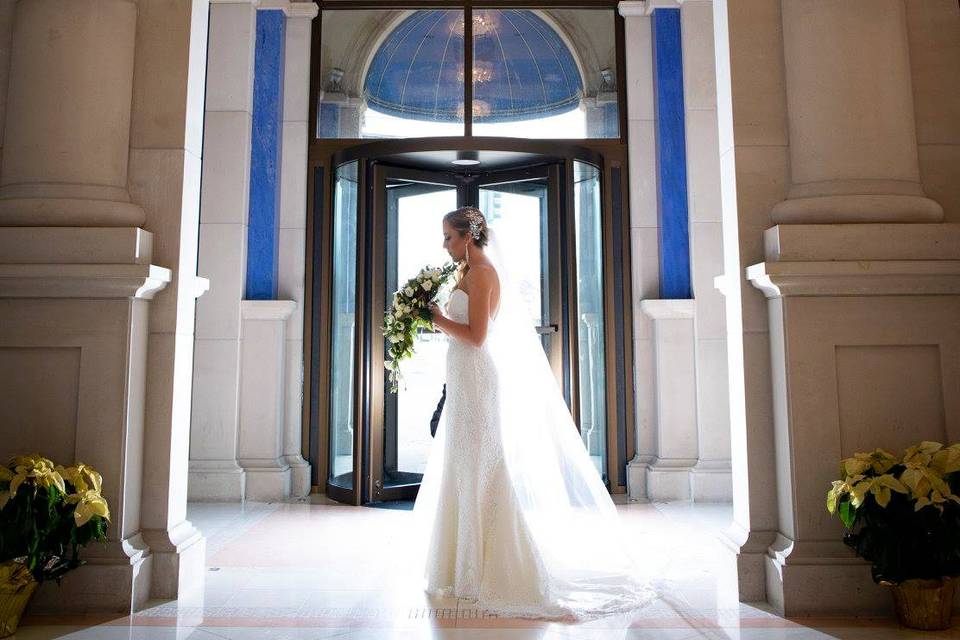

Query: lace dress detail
left=413, top=229, right=655, bottom=621
left=423, top=289, right=556, bottom=614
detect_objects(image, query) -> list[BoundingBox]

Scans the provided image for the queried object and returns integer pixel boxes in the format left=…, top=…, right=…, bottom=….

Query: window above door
left=314, top=4, right=623, bottom=140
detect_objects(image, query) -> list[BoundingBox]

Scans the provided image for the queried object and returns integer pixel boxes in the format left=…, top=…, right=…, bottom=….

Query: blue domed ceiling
left=364, top=10, right=583, bottom=124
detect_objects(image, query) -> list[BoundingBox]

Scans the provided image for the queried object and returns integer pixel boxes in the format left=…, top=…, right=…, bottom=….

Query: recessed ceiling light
left=451, top=150, right=480, bottom=166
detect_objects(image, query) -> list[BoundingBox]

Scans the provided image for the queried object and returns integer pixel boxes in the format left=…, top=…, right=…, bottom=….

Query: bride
left=411, top=205, right=655, bottom=620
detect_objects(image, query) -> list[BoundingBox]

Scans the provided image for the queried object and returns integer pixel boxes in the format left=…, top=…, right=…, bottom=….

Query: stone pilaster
left=278, top=2, right=318, bottom=498
left=189, top=0, right=259, bottom=502
left=772, top=0, right=943, bottom=223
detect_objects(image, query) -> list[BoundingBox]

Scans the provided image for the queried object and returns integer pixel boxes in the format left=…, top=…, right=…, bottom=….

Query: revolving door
left=318, top=142, right=628, bottom=506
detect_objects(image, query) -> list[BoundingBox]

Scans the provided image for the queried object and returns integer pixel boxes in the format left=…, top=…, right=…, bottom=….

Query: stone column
left=0, top=0, right=154, bottom=614
left=618, top=1, right=659, bottom=501
left=278, top=2, right=318, bottom=498
left=0, top=0, right=143, bottom=226
left=680, top=0, right=731, bottom=502
left=190, top=0, right=258, bottom=502
left=0, top=0, right=209, bottom=613
left=738, top=0, right=958, bottom=617
left=772, top=0, right=943, bottom=224
left=131, top=0, right=210, bottom=602
left=711, top=0, right=784, bottom=603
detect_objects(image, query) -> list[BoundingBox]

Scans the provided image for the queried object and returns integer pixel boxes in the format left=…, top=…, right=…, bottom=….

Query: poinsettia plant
left=0, top=454, right=110, bottom=583
left=827, top=441, right=960, bottom=584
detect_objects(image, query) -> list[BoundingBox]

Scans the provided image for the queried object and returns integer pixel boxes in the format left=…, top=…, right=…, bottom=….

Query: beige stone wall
left=906, top=0, right=960, bottom=223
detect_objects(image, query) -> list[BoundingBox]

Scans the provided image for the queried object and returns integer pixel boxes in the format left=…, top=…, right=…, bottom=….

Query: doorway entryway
left=310, top=141, right=632, bottom=506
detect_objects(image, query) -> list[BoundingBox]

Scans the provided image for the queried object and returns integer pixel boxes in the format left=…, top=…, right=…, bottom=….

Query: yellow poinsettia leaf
left=904, top=441, right=943, bottom=467
left=877, top=473, right=908, bottom=494
left=874, top=485, right=892, bottom=507
left=926, top=470, right=951, bottom=496
left=842, top=457, right=871, bottom=478
left=850, top=480, right=871, bottom=508
left=57, top=465, right=85, bottom=492
left=900, top=467, right=928, bottom=496
left=8, top=472, right=25, bottom=498
left=868, top=449, right=898, bottom=474
left=85, top=467, right=103, bottom=494
left=932, top=448, right=960, bottom=476
left=0, top=490, right=8, bottom=510
left=72, top=490, right=111, bottom=527
left=0, top=466, right=13, bottom=484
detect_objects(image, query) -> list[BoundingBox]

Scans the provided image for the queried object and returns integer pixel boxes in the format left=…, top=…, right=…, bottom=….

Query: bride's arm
left=429, top=266, right=494, bottom=348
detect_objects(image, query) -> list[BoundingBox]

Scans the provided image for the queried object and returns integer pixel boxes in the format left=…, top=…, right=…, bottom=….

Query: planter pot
left=886, top=576, right=956, bottom=631
left=0, top=562, right=38, bottom=638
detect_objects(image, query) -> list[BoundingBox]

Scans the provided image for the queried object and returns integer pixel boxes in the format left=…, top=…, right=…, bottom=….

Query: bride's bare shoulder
left=468, top=264, right=500, bottom=290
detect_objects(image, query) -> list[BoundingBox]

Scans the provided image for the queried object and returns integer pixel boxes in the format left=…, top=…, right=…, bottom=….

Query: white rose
left=404, top=286, right=414, bottom=297
left=394, top=309, right=403, bottom=319
left=422, top=280, right=433, bottom=291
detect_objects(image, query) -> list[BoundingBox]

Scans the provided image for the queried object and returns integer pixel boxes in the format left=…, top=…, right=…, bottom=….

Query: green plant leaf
left=839, top=499, right=856, bottom=529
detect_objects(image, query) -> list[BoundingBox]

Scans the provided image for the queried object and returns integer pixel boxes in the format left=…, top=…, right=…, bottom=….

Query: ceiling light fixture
left=451, top=150, right=481, bottom=166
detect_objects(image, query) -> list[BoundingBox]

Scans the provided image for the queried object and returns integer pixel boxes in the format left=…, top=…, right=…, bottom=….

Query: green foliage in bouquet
left=383, top=262, right=458, bottom=392
left=0, top=455, right=110, bottom=583
left=826, top=441, right=960, bottom=584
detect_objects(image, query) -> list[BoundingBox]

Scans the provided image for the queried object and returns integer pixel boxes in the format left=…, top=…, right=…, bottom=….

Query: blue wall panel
left=246, top=9, right=286, bottom=300
left=652, top=8, right=692, bottom=299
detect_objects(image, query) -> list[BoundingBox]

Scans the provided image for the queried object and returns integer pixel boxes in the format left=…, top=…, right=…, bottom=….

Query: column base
left=770, top=194, right=943, bottom=225
left=26, top=535, right=152, bottom=614
left=188, top=460, right=246, bottom=502
left=718, top=522, right=777, bottom=603
left=690, top=460, right=732, bottom=501
left=626, top=455, right=653, bottom=502
left=764, top=535, right=888, bottom=616
left=244, top=465, right=292, bottom=501
left=140, top=522, right=206, bottom=604
left=285, top=456, right=312, bottom=498
left=645, top=458, right=697, bottom=501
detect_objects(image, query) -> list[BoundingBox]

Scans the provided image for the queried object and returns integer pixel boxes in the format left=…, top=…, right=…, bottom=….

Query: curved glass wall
left=573, top=161, right=607, bottom=479
left=329, top=161, right=359, bottom=490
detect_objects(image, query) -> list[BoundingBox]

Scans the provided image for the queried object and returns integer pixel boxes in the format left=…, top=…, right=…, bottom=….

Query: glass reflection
left=573, top=161, right=607, bottom=479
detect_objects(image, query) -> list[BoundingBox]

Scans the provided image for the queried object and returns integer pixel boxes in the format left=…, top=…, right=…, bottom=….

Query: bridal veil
left=411, top=225, right=655, bottom=619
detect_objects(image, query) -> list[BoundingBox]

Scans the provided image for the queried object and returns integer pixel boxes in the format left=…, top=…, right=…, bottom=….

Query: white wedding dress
left=410, top=228, right=655, bottom=620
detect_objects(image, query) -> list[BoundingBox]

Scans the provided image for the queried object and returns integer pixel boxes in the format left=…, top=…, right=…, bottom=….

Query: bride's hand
left=428, top=302, right=443, bottom=323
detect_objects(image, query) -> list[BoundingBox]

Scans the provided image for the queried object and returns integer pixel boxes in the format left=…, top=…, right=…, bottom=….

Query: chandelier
left=450, top=11, right=498, bottom=37
left=456, top=61, right=494, bottom=84
left=456, top=100, right=492, bottom=120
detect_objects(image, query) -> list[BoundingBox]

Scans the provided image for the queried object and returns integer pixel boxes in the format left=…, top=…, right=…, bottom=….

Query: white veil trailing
left=410, top=225, right=656, bottom=619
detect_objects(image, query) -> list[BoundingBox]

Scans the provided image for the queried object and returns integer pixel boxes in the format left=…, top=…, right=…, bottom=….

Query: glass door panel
left=475, top=167, right=562, bottom=381
left=374, top=168, right=461, bottom=501
left=329, top=161, right=360, bottom=493
left=573, top=161, right=607, bottom=480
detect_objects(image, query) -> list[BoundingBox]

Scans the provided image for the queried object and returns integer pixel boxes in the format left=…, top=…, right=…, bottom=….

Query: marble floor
left=14, top=495, right=958, bottom=639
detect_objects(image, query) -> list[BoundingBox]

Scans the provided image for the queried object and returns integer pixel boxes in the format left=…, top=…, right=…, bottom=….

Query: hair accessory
left=465, top=208, right=484, bottom=240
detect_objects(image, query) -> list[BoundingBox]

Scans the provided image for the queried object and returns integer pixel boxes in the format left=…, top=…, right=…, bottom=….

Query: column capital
left=256, top=0, right=318, bottom=18
left=619, top=0, right=705, bottom=17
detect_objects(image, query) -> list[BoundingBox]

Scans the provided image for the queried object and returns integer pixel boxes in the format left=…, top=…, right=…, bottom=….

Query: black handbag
left=429, top=383, right=446, bottom=437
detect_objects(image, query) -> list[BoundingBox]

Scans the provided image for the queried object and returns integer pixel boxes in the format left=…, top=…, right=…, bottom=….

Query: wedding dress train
left=410, top=236, right=656, bottom=620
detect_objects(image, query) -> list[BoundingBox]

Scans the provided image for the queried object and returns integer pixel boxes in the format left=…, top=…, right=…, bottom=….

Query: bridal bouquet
left=383, top=262, right=458, bottom=392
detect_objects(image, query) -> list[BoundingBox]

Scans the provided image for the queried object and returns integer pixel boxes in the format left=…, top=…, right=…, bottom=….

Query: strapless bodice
left=445, top=288, right=499, bottom=331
